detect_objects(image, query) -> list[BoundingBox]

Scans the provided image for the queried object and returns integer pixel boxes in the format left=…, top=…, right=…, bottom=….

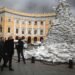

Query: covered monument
left=24, top=0, right=75, bottom=63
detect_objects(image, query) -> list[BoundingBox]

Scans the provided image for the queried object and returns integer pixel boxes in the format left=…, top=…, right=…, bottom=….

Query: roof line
left=0, top=7, right=56, bottom=17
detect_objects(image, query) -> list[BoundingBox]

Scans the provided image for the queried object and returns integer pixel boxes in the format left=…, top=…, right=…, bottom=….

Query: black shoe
left=9, top=68, right=14, bottom=71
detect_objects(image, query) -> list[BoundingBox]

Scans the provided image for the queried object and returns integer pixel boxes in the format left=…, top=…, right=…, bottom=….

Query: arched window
left=34, top=37, right=37, bottom=42
left=40, top=37, right=44, bottom=42
left=22, top=36, right=25, bottom=39
left=27, top=36, right=31, bottom=44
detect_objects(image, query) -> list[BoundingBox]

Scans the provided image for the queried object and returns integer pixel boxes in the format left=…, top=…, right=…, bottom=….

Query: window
left=35, top=21, right=37, bottom=25
left=16, top=20, right=19, bottom=24
left=22, top=21, right=24, bottom=24
left=34, top=30, right=37, bottom=34
left=8, top=18, right=11, bottom=22
left=16, top=28, right=18, bottom=33
left=0, top=25, right=2, bottom=32
left=41, top=21, right=43, bottom=25
left=22, top=29, right=24, bottom=34
left=22, top=30, right=24, bottom=34
left=28, top=30, right=31, bottom=34
left=40, top=30, right=43, bottom=35
left=8, top=27, right=10, bottom=33
left=29, top=21, right=31, bottom=25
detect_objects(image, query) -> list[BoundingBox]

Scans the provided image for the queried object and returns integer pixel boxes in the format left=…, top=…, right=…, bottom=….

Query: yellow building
left=0, top=7, right=55, bottom=43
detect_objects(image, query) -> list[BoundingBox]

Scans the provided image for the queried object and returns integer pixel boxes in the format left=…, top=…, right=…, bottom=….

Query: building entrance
left=34, top=37, right=37, bottom=42
left=28, top=37, right=31, bottom=44
left=40, top=37, right=43, bottom=42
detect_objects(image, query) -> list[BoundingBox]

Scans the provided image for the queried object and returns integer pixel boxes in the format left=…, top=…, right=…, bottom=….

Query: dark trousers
left=17, top=49, right=25, bottom=63
left=2, top=54, right=13, bottom=69
left=8, top=55, right=13, bottom=68
left=0, top=49, right=4, bottom=63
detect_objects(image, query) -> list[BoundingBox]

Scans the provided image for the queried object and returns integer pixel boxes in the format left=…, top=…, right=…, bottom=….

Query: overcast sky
left=0, top=0, right=75, bottom=15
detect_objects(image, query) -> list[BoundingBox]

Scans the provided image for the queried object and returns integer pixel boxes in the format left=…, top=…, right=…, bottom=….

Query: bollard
left=68, top=59, right=73, bottom=69
left=31, top=56, right=35, bottom=63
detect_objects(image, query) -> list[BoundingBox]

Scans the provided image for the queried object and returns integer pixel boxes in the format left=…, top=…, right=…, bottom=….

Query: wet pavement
left=0, top=59, right=75, bottom=75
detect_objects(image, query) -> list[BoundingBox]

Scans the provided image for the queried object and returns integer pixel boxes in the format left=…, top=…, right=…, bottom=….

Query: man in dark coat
left=0, top=37, right=5, bottom=63
left=16, top=38, right=26, bottom=64
left=1, top=36, right=14, bottom=71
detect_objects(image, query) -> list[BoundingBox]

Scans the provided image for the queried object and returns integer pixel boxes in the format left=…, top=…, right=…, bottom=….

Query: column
left=19, top=20, right=22, bottom=37
left=43, top=21, right=46, bottom=35
left=37, top=21, right=40, bottom=35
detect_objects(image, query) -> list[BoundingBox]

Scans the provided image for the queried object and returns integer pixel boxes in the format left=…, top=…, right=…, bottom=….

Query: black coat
left=17, top=40, right=24, bottom=50
left=0, top=40, right=4, bottom=49
left=3, top=39, right=14, bottom=56
left=0, top=40, right=5, bottom=57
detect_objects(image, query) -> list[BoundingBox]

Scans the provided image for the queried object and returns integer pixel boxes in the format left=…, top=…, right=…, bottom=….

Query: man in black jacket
left=0, top=37, right=5, bottom=63
left=1, top=36, right=14, bottom=71
left=16, top=38, right=26, bottom=64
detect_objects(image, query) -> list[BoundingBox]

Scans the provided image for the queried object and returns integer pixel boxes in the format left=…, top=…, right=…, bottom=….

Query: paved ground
left=0, top=45, right=75, bottom=75
left=0, top=59, right=75, bottom=75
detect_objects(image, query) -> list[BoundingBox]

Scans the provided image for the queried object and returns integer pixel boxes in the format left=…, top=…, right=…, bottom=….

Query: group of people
left=0, top=36, right=26, bottom=71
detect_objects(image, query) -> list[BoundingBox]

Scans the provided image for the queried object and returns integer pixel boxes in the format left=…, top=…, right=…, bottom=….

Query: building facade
left=0, top=7, right=55, bottom=43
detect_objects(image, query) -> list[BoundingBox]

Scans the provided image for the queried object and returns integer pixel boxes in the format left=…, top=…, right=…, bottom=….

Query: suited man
left=16, top=38, right=26, bottom=64
left=1, top=36, right=14, bottom=71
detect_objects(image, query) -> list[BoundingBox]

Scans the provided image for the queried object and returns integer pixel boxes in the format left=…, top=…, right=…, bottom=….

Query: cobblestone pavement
left=0, top=59, right=75, bottom=75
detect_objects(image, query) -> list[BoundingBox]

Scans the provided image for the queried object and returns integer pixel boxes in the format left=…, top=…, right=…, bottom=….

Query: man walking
left=1, top=36, right=14, bottom=71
